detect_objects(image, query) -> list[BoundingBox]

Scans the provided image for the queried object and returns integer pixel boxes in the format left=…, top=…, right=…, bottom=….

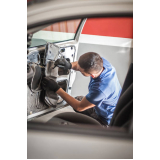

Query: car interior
left=27, top=17, right=133, bottom=127
left=27, top=1, right=133, bottom=158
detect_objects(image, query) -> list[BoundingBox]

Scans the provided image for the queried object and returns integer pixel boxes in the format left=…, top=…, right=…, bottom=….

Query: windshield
left=30, top=19, right=81, bottom=48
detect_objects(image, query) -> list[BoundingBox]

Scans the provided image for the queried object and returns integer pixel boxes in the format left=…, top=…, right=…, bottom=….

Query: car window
left=30, top=19, right=81, bottom=48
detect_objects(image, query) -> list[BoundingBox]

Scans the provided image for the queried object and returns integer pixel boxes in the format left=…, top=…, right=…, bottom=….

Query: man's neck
left=94, top=67, right=104, bottom=78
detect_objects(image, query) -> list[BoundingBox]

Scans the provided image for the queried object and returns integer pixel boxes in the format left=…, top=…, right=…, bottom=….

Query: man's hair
left=78, top=52, right=103, bottom=74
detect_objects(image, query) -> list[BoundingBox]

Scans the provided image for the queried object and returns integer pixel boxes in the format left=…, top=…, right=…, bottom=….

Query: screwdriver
left=52, top=64, right=65, bottom=70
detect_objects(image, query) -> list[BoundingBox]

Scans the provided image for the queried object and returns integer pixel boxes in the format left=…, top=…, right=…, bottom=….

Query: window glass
left=30, top=19, right=81, bottom=47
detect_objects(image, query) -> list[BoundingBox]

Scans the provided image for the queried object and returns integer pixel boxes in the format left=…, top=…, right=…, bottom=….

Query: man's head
left=77, top=52, right=103, bottom=78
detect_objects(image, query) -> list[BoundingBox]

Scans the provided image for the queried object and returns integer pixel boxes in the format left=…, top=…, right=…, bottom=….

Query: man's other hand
left=42, top=77, right=60, bottom=92
left=54, top=58, right=72, bottom=70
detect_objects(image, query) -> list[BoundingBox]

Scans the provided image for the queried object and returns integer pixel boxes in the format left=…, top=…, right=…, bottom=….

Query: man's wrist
left=69, top=62, right=72, bottom=69
left=55, top=87, right=61, bottom=93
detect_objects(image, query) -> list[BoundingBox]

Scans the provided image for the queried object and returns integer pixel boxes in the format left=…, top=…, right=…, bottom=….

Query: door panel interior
left=27, top=44, right=76, bottom=120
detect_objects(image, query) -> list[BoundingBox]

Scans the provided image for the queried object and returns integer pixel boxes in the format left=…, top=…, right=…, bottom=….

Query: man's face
left=77, top=63, right=91, bottom=77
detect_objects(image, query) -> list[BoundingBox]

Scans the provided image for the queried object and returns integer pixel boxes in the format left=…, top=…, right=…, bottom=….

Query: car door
left=27, top=19, right=86, bottom=120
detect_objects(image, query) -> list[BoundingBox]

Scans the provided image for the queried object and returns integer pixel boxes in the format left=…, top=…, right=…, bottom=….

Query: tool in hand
left=52, top=64, right=65, bottom=70
left=47, top=59, right=64, bottom=70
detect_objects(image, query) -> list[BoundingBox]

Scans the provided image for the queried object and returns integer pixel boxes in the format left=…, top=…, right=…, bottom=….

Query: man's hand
left=42, top=77, right=60, bottom=92
left=54, top=58, right=72, bottom=70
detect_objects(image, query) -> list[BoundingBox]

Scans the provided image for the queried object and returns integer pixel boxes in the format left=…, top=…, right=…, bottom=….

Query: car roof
left=27, top=0, right=133, bottom=34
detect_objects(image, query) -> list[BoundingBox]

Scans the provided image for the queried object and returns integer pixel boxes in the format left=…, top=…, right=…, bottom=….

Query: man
left=42, top=52, right=122, bottom=126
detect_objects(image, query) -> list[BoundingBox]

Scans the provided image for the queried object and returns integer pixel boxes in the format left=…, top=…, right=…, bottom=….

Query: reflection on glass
left=30, top=19, right=81, bottom=48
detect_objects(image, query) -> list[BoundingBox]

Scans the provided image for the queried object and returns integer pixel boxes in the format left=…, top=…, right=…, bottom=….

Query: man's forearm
left=71, top=61, right=78, bottom=71
left=56, top=88, right=81, bottom=111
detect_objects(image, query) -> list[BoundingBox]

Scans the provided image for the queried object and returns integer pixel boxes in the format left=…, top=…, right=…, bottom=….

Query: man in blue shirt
left=42, top=52, right=121, bottom=126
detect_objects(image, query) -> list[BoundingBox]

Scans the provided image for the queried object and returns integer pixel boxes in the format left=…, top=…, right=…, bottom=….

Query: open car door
left=27, top=19, right=86, bottom=120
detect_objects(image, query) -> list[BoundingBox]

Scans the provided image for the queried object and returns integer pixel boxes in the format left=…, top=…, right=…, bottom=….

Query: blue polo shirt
left=86, top=57, right=122, bottom=125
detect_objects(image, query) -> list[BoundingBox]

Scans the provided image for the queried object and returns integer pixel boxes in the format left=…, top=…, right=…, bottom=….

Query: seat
left=109, top=63, right=133, bottom=129
left=47, top=112, right=102, bottom=126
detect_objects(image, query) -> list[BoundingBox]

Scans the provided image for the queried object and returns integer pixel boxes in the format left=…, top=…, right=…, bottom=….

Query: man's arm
left=56, top=88, right=95, bottom=111
left=42, top=77, right=95, bottom=111
left=71, top=61, right=79, bottom=71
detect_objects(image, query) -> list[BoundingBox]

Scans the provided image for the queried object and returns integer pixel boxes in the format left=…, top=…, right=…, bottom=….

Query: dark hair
left=78, top=52, right=103, bottom=74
